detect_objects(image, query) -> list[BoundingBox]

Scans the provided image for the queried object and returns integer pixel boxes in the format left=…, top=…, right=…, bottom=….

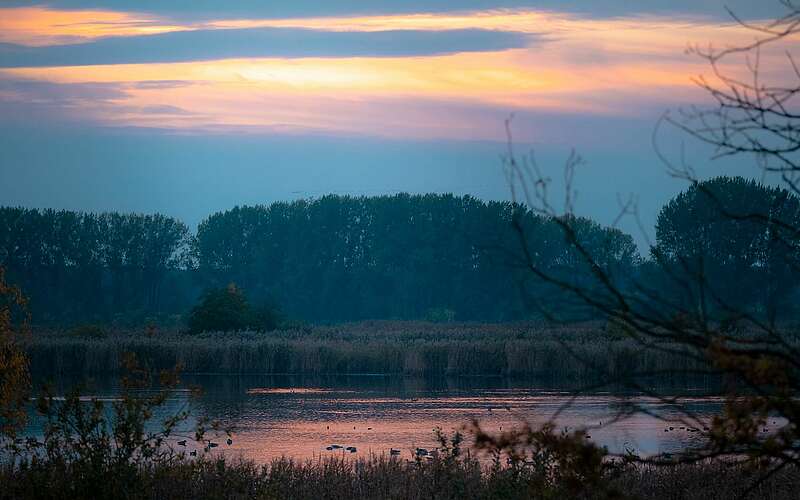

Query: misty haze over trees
left=1, top=177, right=797, bottom=328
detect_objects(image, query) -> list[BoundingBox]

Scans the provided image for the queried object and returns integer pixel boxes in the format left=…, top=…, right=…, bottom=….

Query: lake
left=25, top=374, right=727, bottom=462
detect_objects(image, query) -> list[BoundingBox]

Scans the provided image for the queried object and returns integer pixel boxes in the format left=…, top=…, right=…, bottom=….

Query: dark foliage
left=187, top=284, right=282, bottom=334
left=2, top=183, right=796, bottom=326
left=652, top=177, right=800, bottom=322
left=2, top=448, right=798, bottom=499
left=0, top=267, right=29, bottom=439
left=0, top=209, right=192, bottom=325
left=193, top=194, right=639, bottom=323
left=0, top=194, right=639, bottom=325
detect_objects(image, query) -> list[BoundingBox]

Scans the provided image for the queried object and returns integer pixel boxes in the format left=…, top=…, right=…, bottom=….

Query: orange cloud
left=0, top=49, right=696, bottom=101
left=0, top=49, right=706, bottom=139
left=202, top=10, right=565, bottom=33
left=0, top=6, right=795, bottom=140
left=0, top=6, right=771, bottom=52
left=0, top=6, right=189, bottom=46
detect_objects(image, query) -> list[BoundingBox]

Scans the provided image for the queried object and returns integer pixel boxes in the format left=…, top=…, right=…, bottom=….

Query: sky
left=0, top=1, right=794, bottom=248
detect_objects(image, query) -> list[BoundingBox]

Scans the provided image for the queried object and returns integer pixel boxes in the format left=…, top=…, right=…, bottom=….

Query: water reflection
left=25, top=374, right=727, bottom=463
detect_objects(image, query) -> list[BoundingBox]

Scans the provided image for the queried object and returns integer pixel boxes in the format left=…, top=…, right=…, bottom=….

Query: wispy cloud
left=0, top=5, right=795, bottom=140
left=0, top=7, right=188, bottom=46
left=0, top=48, right=706, bottom=139
left=0, top=7, right=561, bottom=47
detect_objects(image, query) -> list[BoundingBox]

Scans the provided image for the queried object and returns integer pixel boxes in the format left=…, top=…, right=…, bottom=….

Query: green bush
left=187, top=284, right=283, bottom=334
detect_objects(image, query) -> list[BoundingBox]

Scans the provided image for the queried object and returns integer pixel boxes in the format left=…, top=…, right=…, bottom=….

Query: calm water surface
left=27, top=375, right=727, bottom=462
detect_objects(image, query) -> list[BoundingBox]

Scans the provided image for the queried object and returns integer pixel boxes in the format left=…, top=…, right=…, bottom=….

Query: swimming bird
left=227, top=438, right=233, bottom=445
left=346, top=446, right=357, bottom=453
left=190, top=450, right=197, bottom=457
left=330, top=444, right=343, bottom=449
left=415, top=448, right=428, bottom=456
left=208, top=441, right=219, bottom=448
left=177, top=440, right=187, bottom=446
left=390, top=449, right=401, bottom=455
left=367, top=427, right=373, bottom=430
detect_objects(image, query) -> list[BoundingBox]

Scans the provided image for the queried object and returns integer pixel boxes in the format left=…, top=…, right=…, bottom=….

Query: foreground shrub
left=0, top=267, right=30, bottom=439
left=1, top=352, right=230, bottom=499
left=2, top=450, right=798, bottom=499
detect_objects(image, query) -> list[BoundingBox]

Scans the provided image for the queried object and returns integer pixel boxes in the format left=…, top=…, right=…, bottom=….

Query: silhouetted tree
left=0, top=209, right=192, bottom=324
left=187, top=283, right=281, bottom=333
left=193, top=194, right=640, bottom=323
left=653, top=176, right=800, bottom=321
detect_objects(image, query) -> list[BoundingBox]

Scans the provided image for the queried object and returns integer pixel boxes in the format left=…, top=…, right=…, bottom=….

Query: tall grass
left=23, top=321, right=709, bottom=379
left=2, top=454, right=797, bottom=500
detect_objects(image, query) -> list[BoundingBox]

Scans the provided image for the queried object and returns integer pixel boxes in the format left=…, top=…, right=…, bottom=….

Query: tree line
left=0, top=177, right=796, bottom=326
left=0, top=210, right=193, bottom=324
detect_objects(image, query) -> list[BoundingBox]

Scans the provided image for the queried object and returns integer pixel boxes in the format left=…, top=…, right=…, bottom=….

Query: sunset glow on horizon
left=0, top=7, right=792, bottom=139
left=1, top=3, right=793, bottom=140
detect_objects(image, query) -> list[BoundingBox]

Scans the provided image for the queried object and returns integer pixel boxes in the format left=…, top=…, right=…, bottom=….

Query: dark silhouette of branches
left=472, top=3, right=800, bottom=497
left=664, top=1, right=800, bottom=189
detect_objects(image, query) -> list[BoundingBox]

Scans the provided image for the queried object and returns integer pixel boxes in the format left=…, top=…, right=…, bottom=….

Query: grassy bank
left=1, top=454, right=797, bottom=500
left=23, top=321, right=708, bottom=378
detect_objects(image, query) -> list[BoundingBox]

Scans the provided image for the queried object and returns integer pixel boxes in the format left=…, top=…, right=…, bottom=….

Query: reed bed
left=612, top=461, right=800, bottom=500
left=1, top=454, right=797, bottom=500
left=23, top=321, right=708, bottom=379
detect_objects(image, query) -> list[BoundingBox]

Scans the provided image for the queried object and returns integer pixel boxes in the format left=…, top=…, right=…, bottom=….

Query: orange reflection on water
left=186, top=389, right=724, bottom=463
left=247, top=388, right=345, bottom=395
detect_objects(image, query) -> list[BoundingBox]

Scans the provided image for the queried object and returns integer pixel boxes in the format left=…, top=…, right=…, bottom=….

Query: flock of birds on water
left=170, top=392, right=784, bottom=460
left=172, top=404, right=520, bottom=459
left=177, top=437, right=234, bottom=456
left=173, top=418, right=782, bottom=460
left=318, top=406, right=517, bottom=457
